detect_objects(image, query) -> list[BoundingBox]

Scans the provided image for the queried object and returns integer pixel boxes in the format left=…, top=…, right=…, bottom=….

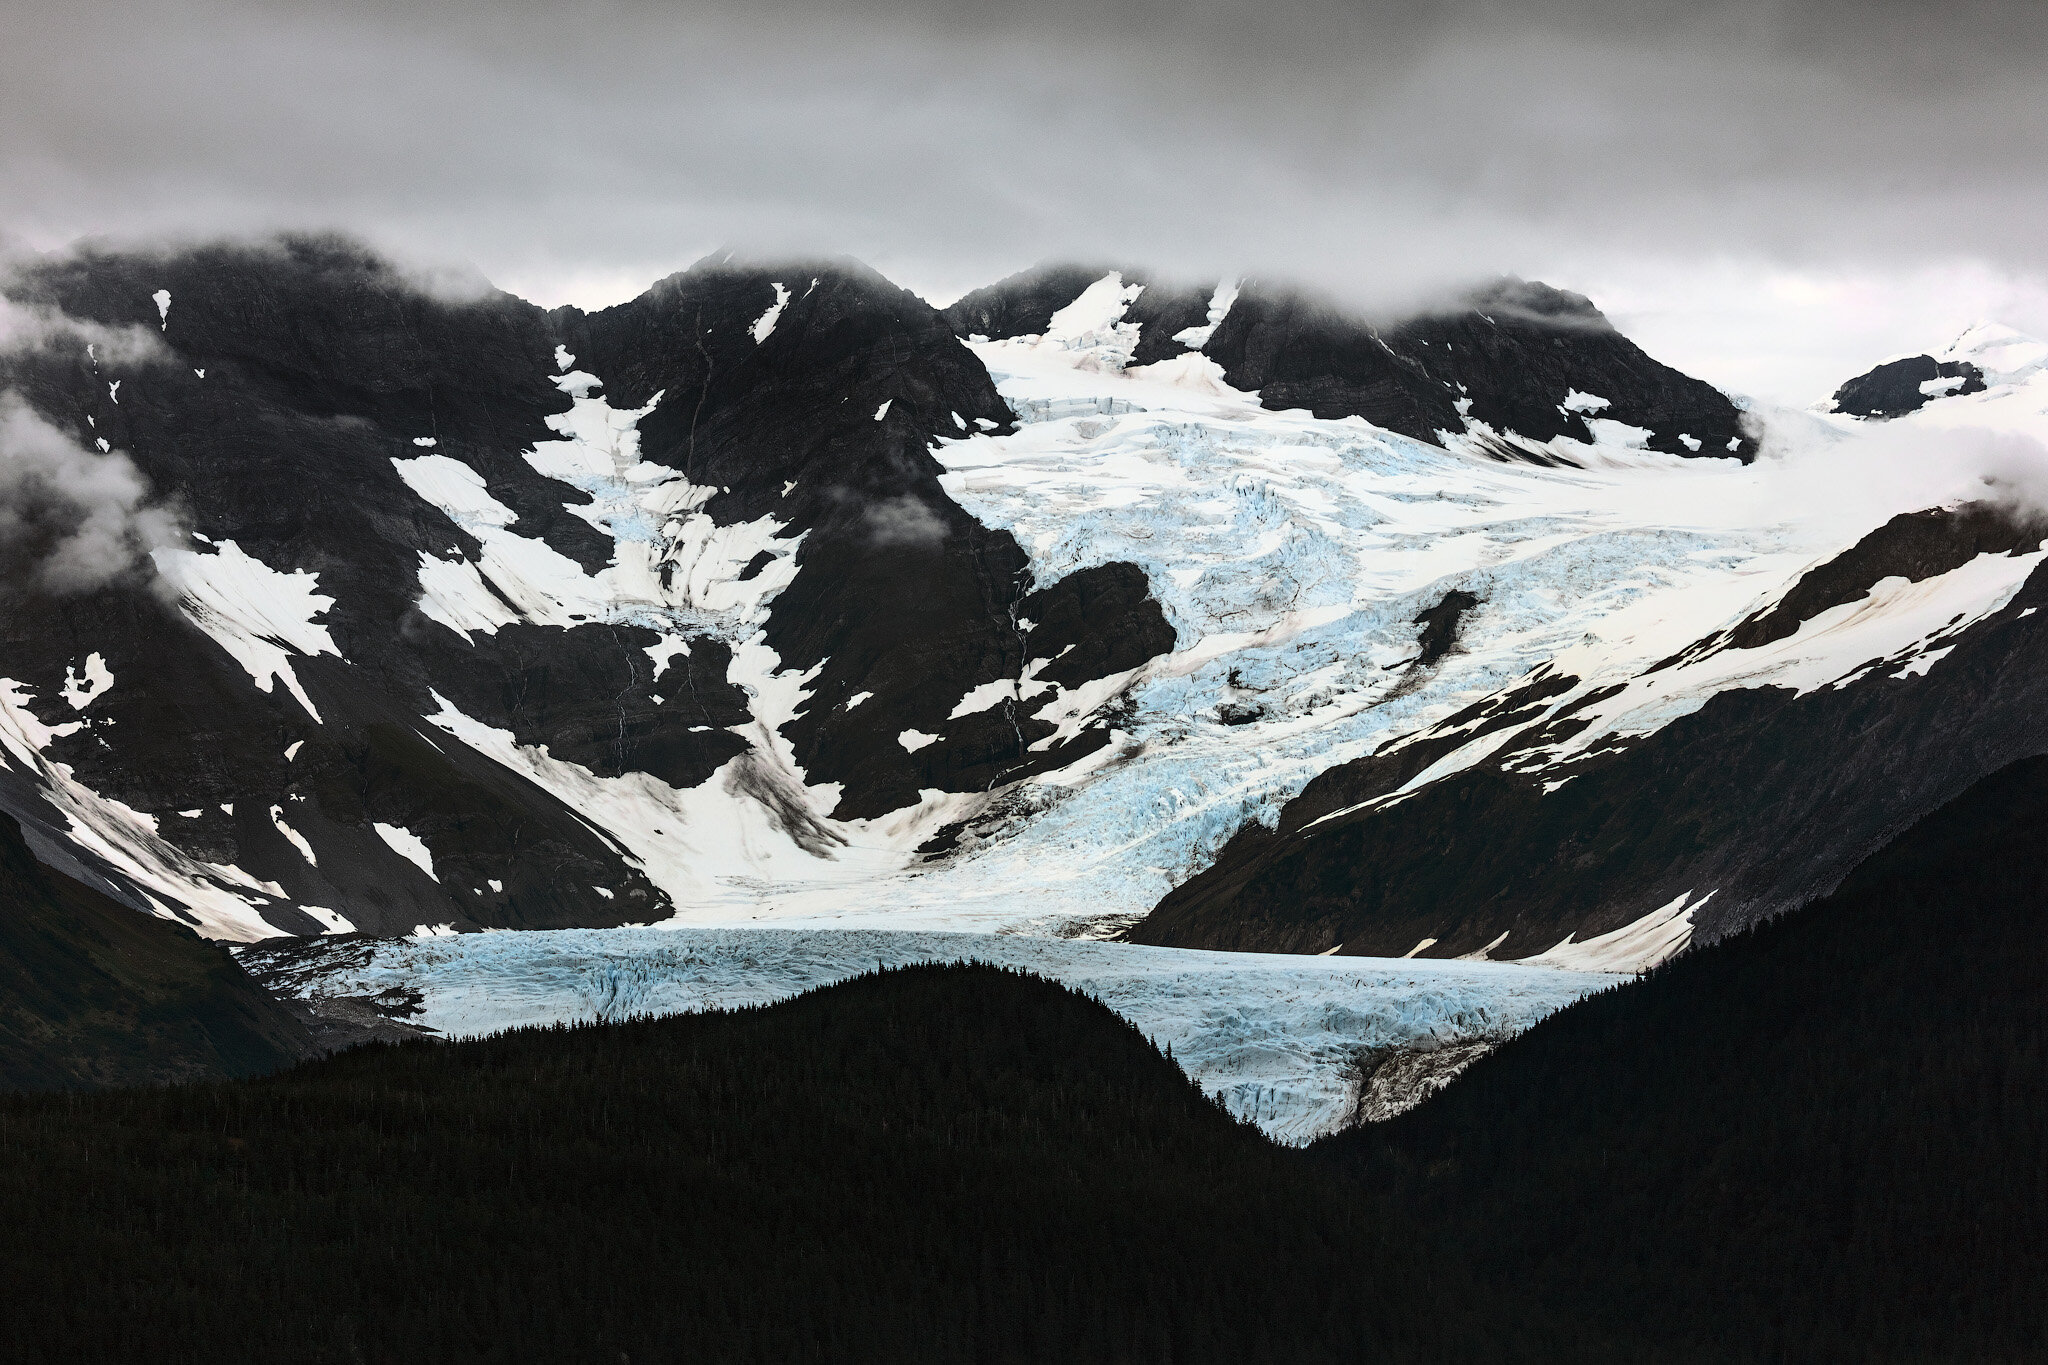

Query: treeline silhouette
left=3, top=756, right=2044, bottom=1361
left=0, top=961, right=1548, bottom=1364
left=1327, top=752, right=2048, bottom=1361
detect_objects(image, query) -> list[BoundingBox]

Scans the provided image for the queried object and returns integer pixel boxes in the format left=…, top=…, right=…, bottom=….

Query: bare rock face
left=1831, top=354, right=1987, bottom=418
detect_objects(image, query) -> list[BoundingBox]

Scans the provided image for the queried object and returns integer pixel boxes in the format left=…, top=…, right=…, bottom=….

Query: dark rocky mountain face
left=944, top=265, right=1216, bottom=369
left=0, top=810, right=309, bottom=1089
left=946, top=266, right=1755, bottom=460
left=1831, top=353, right=1988, bottom=418
left=0, top=238, right=1174, bottom=940
left=1, top=237, right=671, bottom=938
left=1132, top=502, right=2048, bottom=959
left=554, top=258, right=1172, bottom=819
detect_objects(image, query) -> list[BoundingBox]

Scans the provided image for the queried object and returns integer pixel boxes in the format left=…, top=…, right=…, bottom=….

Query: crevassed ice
left=251, top=926, right=1614, bottom=1142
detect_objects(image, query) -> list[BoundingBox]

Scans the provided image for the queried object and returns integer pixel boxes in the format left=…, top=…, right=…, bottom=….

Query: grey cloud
left=0, top=1, right=2042, bottom=397
left=0, top=394, right=186, bottom=595
left=0, top=294, right=168, bottom=366
left=1968, top=431, right=2048, bottom=527
left=863, top=494, right=950, bottom=548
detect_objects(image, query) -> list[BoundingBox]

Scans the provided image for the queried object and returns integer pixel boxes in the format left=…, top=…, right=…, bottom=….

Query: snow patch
left=61, top=653, right=113, bottom=710
left=947, top=671, right=1053, bottom=720
left=1171, top=279, right=1239, bottom=351
left=301, top=907, right=354, bottom=934
left=1044, top=273, right=1145, bottom=369
left=1521, top=891, right=1705, bottom=972
left=644, top=632, right=690, bottom=679
left=269, top=805, right=318, bottom=867
left=149, top=540, right=339, bottom=722
left=750, top=283, right=790, bottom=343
left=372, top=822, right=439, bottom=882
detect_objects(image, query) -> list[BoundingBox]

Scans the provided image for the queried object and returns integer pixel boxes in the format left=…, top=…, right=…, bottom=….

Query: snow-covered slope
left=1831, top=322, right=2048, bottom=442
left=951, top=266, right=1755, bottom=460
left=1138, top=318, right=2048, bottom=958
left=0, top=243, right=1174, bottom=940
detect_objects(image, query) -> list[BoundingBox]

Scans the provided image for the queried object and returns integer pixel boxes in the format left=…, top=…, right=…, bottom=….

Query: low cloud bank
left=1747, top=405, right=2048, bottom=539
left=0, top=294, right=167, bottom=366
left=0, top=394, right=185, bottom=596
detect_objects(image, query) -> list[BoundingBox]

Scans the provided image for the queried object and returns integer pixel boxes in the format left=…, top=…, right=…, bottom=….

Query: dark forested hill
left=1325, top=754, right=2048, bottom=1362
left=0, top=962, right=1542, bottom=1365
left=6, top=750, right=2041, bottom=1364
left=0, top=811, right=308, bottom=1089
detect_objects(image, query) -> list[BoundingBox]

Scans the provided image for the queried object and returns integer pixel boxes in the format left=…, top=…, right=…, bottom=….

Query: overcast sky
left=4, top=0, right=2044, bottom=404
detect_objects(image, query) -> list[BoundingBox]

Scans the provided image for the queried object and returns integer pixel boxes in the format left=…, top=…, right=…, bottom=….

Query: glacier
left=243, top=927, right=1614, bottom=1143
left=35, top=286, right=2045, bottom=966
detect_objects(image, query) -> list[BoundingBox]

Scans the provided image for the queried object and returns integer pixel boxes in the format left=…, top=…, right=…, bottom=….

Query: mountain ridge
left=3, top=236, right=2037, bottom=993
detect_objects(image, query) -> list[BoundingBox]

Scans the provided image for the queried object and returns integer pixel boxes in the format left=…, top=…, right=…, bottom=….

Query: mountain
left=1829, top=321, right=2048, bottom=432
left=1132, top=497, right=2048, bottom=957
left=0, top=962, right=1550, bottom=1363
left=947, top=265, right=1756, bottom=460
left=8, top=239, right=2041, bottom=1002
left=0, top=808, right=308, bottom=1089
left=0, top=239, right=1178, bottom=943
left=1326, top=751, right=2048, bottom=1361
left=0, top=238, right=1789, bottom=961
left=1132, top=323, right=2048, bottom=961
